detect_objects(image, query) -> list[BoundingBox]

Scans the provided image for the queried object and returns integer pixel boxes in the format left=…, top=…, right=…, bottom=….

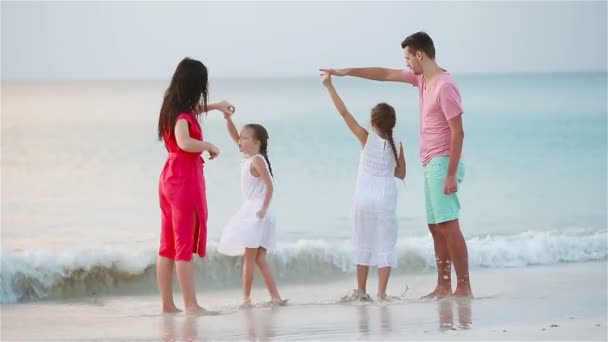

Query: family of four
left=155, top=31, right=472, bottom=315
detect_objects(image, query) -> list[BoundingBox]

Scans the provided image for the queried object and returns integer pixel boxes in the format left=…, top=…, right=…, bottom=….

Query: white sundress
left=218, top=154, right=276, bottom=256
left=352, top=131, right=401, bottom=268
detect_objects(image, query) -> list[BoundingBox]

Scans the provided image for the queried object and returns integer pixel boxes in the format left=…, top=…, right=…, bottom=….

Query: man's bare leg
left=440, top=219, right=472, bottom=298
left=421, top=224, right=453, bottom=299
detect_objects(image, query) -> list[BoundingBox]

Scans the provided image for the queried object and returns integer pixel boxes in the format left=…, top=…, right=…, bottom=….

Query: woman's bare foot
left=185, top=305, right=219, bottom=316
left=239, top=298, right=254, bottom=309
left=162, top=305, right=182, bottom=314
left=421, top=286, right=452, bottom=300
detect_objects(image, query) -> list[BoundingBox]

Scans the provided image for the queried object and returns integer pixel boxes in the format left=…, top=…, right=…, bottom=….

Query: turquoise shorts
left=424, top=156, right=465, bottom=225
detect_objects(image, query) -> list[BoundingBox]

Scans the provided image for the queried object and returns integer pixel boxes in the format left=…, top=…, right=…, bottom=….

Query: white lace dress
left=352, top=132, right=401, bottom=268
left=218, top=154, right=276, bottom=256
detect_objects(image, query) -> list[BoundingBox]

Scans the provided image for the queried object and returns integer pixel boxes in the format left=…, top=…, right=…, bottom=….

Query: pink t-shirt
left=402, top=69, right=463, bottom=164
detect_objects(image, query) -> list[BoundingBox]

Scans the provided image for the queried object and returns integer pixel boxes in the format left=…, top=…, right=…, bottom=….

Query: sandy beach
left=2, top=261, right=605, bottom=341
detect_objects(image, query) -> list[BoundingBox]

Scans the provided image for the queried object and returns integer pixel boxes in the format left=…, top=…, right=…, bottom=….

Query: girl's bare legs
left=357, top=264, right=370, bottom=295
left=377, top=266, right=391, bottom=299
left=242, top=248, right=259, bottom=307
left=255, top=248, right=284, bottom=304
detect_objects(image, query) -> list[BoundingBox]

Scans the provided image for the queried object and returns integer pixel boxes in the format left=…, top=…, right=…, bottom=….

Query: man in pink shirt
left=322, top=32, right=472, bottom=298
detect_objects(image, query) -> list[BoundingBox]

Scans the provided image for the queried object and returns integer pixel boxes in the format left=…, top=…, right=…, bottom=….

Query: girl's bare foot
left=239, top=298, right=254, bottom=309
left=354, top=289, right=373, bottom=302
left=377, top=293, right=401, bottom=303
left=270, top=298, right=288, bottom=306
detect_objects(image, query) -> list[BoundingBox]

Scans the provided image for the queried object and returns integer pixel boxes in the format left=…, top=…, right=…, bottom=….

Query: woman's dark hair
left=158, top=57, right=208, bottom=140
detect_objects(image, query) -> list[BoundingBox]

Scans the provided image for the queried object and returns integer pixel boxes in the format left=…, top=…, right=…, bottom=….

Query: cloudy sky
left=2, top=1, right=606, bottom=80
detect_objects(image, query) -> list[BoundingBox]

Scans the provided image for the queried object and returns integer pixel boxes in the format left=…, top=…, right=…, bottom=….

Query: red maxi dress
left=158, top=112, right=208, bottom=261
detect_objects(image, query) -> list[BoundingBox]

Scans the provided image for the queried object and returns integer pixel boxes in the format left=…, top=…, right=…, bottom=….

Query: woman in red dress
left=157, top=57, right=234, bottom=314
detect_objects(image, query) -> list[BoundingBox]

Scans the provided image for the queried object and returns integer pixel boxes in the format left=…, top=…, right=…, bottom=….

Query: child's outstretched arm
left=252, top=156, right=274, bottom=219
left=320, top=72, right=368, bottom=147
left=394, top=143, right=407, bottom=180
left=224, top=114, right=240, bottom=146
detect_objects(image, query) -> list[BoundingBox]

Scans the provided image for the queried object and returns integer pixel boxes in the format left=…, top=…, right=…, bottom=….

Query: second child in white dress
left=321, top=72, right=407, bottom=301
left=217, top=112, right=286, bottom=308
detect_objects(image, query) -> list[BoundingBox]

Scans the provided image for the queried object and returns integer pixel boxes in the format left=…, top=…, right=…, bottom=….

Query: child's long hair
left=244, top=124, right=274, bottom=178
left=371, top=103, right=399, bottom=167
left=158, top=57, right=208, bottom=141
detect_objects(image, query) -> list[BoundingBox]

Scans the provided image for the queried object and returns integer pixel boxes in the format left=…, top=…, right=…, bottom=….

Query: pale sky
left=2, top=1, right=606, bottom=80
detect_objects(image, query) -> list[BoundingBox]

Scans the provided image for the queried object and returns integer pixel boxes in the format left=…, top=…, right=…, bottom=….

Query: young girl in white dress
left=217, top=112, right=286, bottom=307
left=321, top=72, right=407, bottom=301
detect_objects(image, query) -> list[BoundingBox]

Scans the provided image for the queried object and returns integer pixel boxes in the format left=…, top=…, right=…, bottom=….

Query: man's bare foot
left=185, top=305, right=220, bottom=316
left=421, top=286, right=452, bottom=300
left=239, top=299, right=254, bottom=309
left=453, top=285, right=473, bottom=298
left=453, top=276, right=473, bottom=298
left=162, top=306, right=182, bottom=314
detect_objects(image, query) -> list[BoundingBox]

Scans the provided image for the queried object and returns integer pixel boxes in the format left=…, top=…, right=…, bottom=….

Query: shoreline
left=2, top=261, right=605, bottom=341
